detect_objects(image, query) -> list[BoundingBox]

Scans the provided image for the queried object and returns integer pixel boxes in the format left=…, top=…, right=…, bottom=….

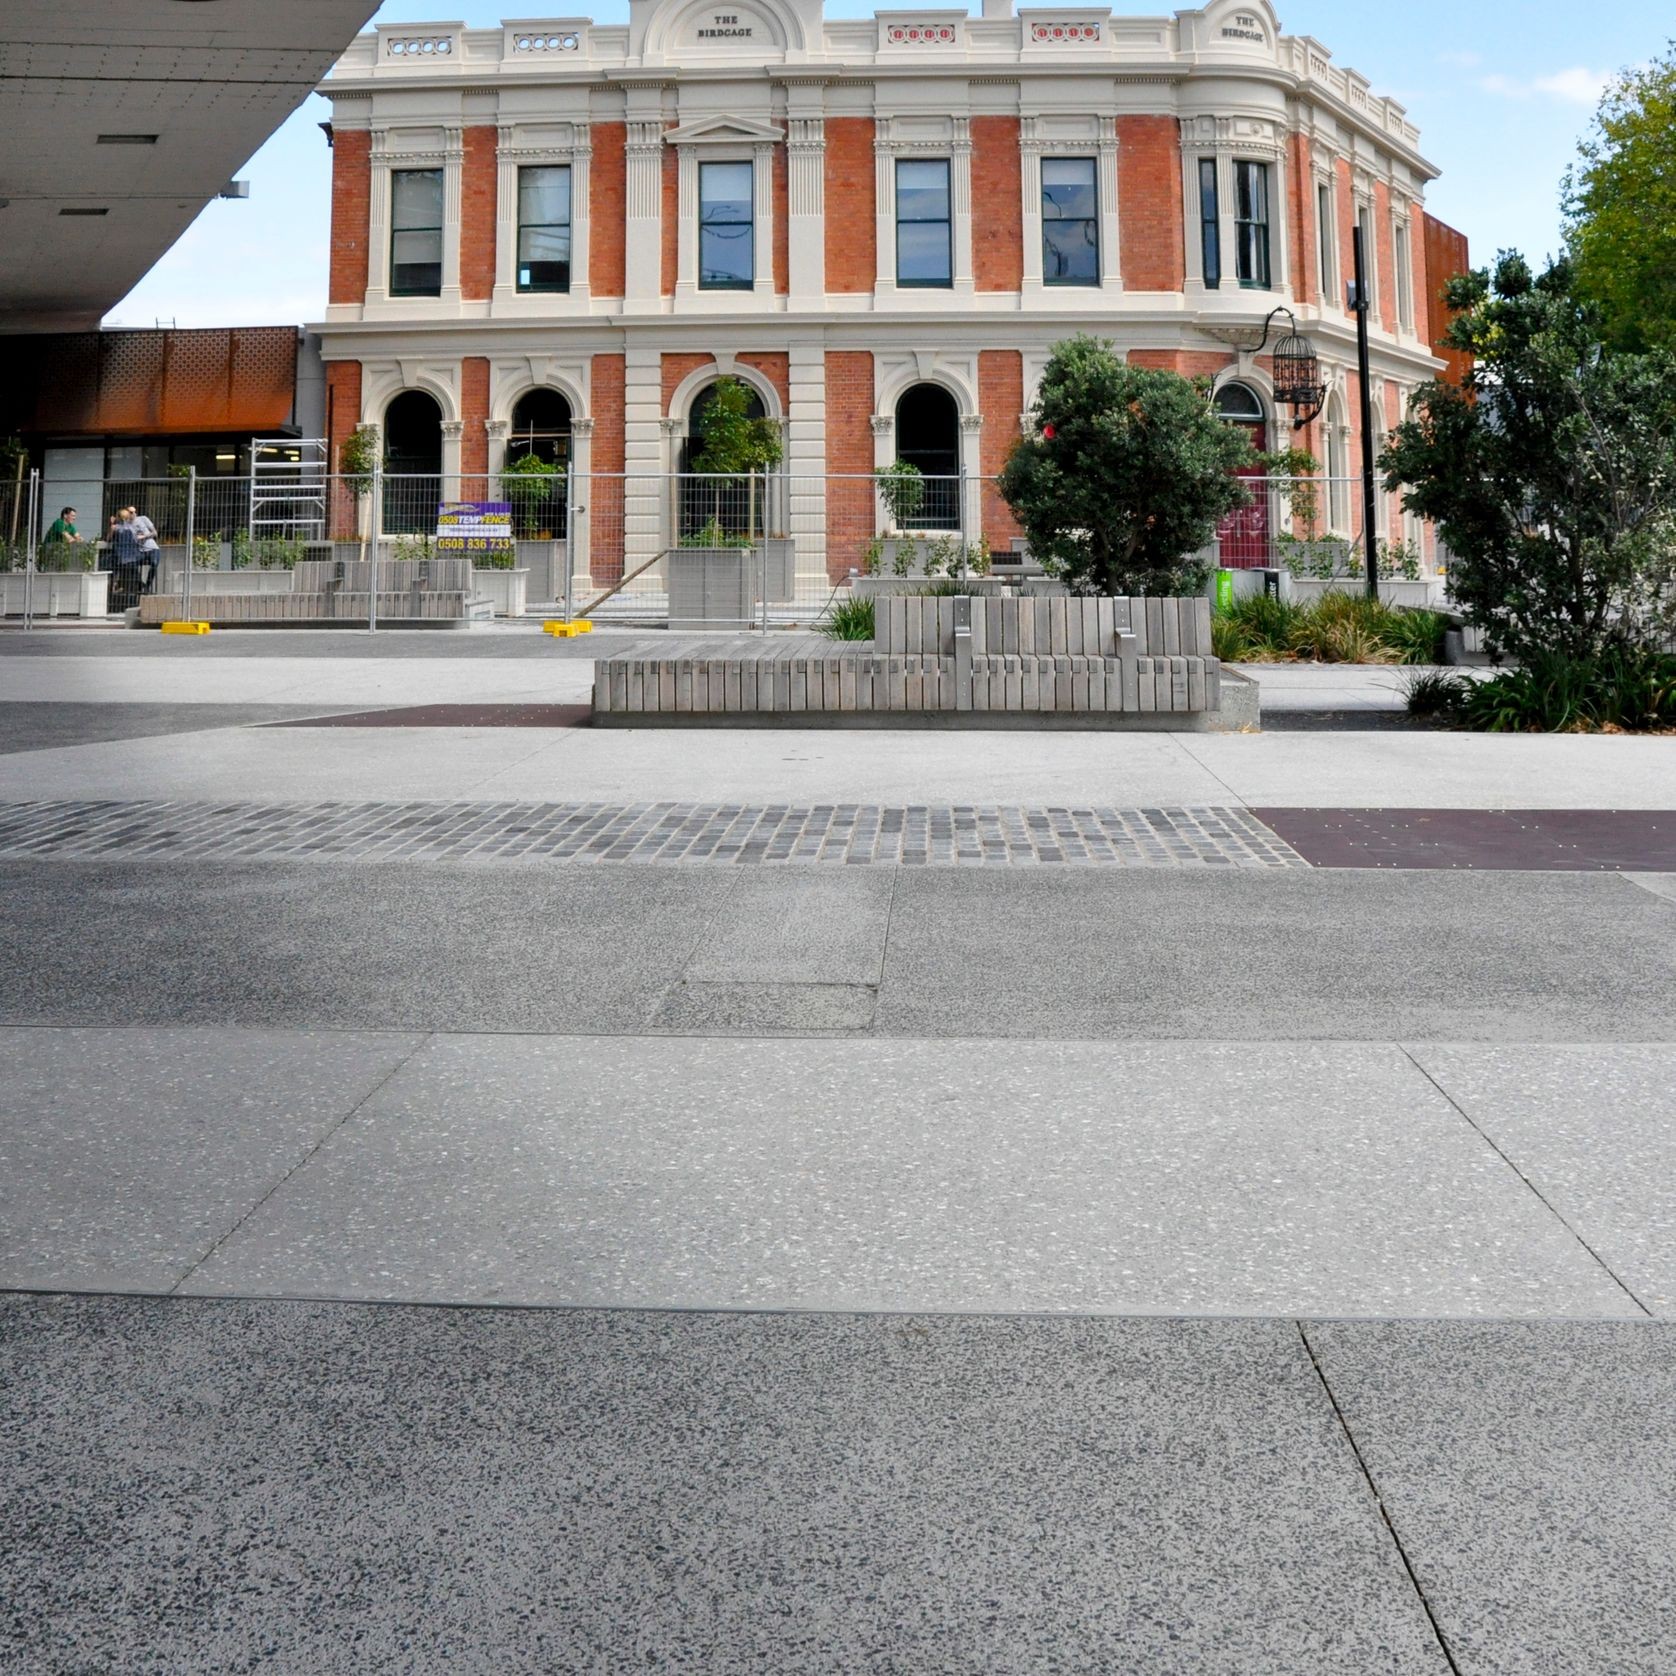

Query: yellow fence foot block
left=160, top=621, right=211, bottom=636
left=543, top=620, right=593, bottom=638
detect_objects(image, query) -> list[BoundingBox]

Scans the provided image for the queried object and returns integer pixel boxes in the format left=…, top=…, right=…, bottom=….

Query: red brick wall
left=825, top=119, right=876, bottom=293
left=1422, top=212, right=1473, bottom=388
left=825, top=349, right=874, bottom=575
left=661, top=127, right=679, bottom=297
left=1116, top=117, right=1183, bottom=291
left=972, top=117, right=1022, bottom=292
left=1336, top=158, right=1357, bottom=322
left=1128, top=349, right=1229, bottom=380
left=1288, top=133, right=1316, bottom=308
left=590, top=123, right=626, bottom=297
left=329, top=130, right=372, bottom=306
left=773, top=143, right=789, bottom=294
left=977, top=349, right=1023, bottom=553
left=590, top=352, right=625, bottom=577
left=1374, top=181, right=1397, bottom=334
left=662, top=353, right=712, bottom=412
left=461, top=357, right=490, bottom=484
left=739, top=352, right=791, bottom=413
left=461, top=126, right=498, bottom=302
left=326, top=360, right=363, bottom=536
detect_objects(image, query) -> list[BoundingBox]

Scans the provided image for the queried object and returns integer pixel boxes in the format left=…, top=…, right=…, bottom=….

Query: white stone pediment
left=663, top=114, right=785, bottom=146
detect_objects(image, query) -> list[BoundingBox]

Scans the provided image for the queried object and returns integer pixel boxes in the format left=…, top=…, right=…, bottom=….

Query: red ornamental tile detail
left=889, top=23, right=957, bottom=42
left=1032, top=22, right=1100, bottom=40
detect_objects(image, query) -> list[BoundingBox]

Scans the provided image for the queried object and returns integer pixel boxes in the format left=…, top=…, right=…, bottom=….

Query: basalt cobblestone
left=0, top=800, right=1308, bottom=869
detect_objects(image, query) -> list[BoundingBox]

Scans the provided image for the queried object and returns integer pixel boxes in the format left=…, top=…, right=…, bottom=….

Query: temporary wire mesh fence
left=3, top=465, right=1438, bottom=630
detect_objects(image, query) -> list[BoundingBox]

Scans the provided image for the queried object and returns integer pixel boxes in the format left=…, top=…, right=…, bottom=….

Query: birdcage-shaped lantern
left=1272, top=326, right=1325, bottom=416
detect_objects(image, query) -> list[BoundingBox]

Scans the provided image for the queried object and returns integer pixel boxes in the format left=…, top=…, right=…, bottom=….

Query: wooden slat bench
left=138, top=558, right=492, bottom=628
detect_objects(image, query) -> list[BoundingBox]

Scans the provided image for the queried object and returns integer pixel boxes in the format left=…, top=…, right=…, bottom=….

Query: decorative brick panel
left=461, top=357, right=490, bottom=481
left=773, top=141, right=789, bottom=295
left=662, top=126, right=679, bottom=297
left=825, top=349, right=874, bottom=575
left=590, top=353, right=626, bottom=576
left=824, top=119, right=876, bottom=294
left=1289, top=132, right=1316, bottom=308
left=590, top=122, right=626, bottom=297
left=972, top=117, right=1022, bottom=292
left=1115, top=117, right=1183, bottom=292
left=326, top=360, right=364, bottom=537
left=329, top=130, right=372, bottom=306
left=978, top=349, right=1024, bottom=551
left=461, top=127, right=498, bottom=303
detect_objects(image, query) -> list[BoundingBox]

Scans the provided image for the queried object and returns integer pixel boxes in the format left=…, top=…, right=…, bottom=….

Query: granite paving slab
left=1307, top=1319, right=1676, bottom=1676
left=0, top=1295, right=1451, bottom=1676
left=179, top=1035, right=1635, bottom=1316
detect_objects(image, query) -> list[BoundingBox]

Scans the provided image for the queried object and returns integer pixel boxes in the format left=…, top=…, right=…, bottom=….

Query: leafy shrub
left=875, top=461, right=926, bottom=531
left=681, top=517, right=746, bottom=549
left=1212, top=590, right=1446, bottom=665
left=1403, top=648, right=1676, bottom=731
left=820, top=596, right=876, bottom=641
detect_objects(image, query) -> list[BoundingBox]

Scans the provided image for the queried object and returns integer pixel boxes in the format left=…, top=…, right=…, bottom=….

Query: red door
left=1216, top=418, right=1269, bottom=569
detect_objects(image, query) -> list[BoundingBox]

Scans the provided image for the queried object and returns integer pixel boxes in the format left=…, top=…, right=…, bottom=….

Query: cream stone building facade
left=318, top=0, right=1467, bottom=586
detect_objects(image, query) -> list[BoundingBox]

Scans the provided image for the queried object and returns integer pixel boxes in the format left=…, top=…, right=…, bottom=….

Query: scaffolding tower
left=248, top=438, right=328, bottom=543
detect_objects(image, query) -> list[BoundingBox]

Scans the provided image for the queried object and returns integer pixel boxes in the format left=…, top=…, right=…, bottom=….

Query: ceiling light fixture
left=97, top=134, right=160, bottom=145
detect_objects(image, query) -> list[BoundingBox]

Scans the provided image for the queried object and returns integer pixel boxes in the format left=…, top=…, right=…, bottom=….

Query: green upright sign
left=1214, top=569, right=1235, bottom=613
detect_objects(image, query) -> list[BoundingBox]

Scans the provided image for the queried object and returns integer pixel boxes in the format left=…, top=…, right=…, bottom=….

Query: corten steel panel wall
left=972, top=117, right=1022, bottom=292
left=978, top=349, right=1024, bottom=551
left=461, top=358, right=491, bottom=476
left=3, top=329, right=298, bottom=438
left=330, top=130, right=372, bottom=306
left=461, top=127, right=499, bottom=302
left=1115, top=116, right=1184, bottom=291
left=1423, top=213, right=1473, bottom=388
left=590, top=123, right=627, bottom=297
left=824, top=119, right=876, bottom=293
left=825, top=349, right=874, bottom=575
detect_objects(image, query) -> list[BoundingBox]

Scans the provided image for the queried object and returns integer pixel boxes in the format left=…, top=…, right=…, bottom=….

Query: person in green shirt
left=44, top=508, right=81, bottom=543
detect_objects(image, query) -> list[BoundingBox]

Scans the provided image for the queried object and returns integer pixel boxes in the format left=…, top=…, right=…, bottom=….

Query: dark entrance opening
left=894, top=382, right=960, bottom=530
left=383, top=389, right=443, bottom=535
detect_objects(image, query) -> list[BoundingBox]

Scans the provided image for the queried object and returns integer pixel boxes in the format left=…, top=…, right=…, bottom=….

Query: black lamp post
left=1349, top=225, right=1381, bottom=603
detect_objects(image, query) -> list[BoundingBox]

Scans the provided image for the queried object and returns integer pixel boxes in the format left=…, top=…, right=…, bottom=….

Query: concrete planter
left=668, top=546, right=760, bottom=630
left=472, top=567, right=528, bottom=618
left=167, top=569, right=296, bottom=597
left=874, top=536, right=971, bottom=579
left=1, top=569, right=109, bottom=617
left=515, top=541, right=566, bottom=604
left=850, top=576, right=1010, bottom=598
left=1288, top=577, right=1445, bottom=608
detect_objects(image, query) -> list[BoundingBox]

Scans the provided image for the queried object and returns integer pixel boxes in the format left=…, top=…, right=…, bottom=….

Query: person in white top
left=125, top=505, right=160, bottom=593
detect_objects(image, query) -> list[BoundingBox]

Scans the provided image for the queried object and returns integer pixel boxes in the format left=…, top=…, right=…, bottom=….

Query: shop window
left=1235, top=162, right=1271, bottom=289
left=699, top=161, right=754, bottom=290
left=390, top=169, right=444, bottom=297
left=517, top=166, right=571, bottom=293
left=893, top=383, right=960, bottom=530
left=896, top=159, right=952, bottom=288
left=1199, top=160, right=1221, bottom=289
left=1041, top=158, right=1099, bottom=286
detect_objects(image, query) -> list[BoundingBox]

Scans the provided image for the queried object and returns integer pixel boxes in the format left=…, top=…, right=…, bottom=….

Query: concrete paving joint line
left=1396, top=1045, right=1656, bottom=1320
left=1296, top=1321, right=1466, bottom=1676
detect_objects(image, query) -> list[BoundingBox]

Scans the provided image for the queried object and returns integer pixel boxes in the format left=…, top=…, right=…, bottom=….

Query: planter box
left=472, top=567, right=528, bottom=618
left=516, top=541, right=566, bottom=604
left=0, top=570, right=108, bottom=617
left=668, top=547, right=759, bottom=630
left=850, top=576, right=1010, bottom=598
left=1287, top=577, right=1444, bottom=608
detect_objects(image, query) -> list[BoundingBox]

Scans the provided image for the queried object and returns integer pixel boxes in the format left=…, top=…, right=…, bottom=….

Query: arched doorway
left=1214, top=381, right=1270, bottom=568
left=506, top=389, right=571, bottom=536
left=383, top=390, right=443, bottom=535
left=678, top=379, right=768, bottom=540
left=894, top=383, right=960, bottom=531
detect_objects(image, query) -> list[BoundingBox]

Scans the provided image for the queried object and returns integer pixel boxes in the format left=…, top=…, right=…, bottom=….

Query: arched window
left=679, top=380, right=769, bottom=540
left=894, top=383, right=960, bottom=531
left=1214, top=381, right=1267, bottom=442
left=1325, top=392, right=1350, bottom=533
left=1213, top=382, right=1270, bottom=569
left=505, top=389, right=572, bottom=536
left=383, top=390, right=443, bottom=535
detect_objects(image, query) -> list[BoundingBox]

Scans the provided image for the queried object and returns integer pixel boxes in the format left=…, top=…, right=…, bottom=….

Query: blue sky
left=107, top=0, right=1674, bottom=327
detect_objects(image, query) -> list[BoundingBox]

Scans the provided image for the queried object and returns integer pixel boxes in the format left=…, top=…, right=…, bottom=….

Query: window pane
left=1041, top=158, right=1097, bottom=221
left=699, top=161, right=753, bottom=222
left=391, top=227, right=442, bottom=293
left=1199, top=160, right=1221, bottom=288
left=392, top=169, right=443, bottom=230
left=518, top=226, right=571, bottom=291
left=700, top=224, right=753, bottom=287
left=897, top=219, right=951, bottom=285
left=896, top=159, right=950, bottom=220
left=519, top=166, right=570, bottom=227
left=1042, top=217, right=1098, bottom=284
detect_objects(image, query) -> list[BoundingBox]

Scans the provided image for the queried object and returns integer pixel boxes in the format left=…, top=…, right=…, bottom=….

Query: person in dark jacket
left=108, top=512, right=143, bottom=611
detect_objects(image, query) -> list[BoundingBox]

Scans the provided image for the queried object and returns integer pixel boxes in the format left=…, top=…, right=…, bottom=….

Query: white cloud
left=1480, top=66, right=1612, bottom=105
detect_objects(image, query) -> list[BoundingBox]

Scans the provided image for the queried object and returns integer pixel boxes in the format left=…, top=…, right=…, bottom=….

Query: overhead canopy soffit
left=0, top=0, right=382, bottom=333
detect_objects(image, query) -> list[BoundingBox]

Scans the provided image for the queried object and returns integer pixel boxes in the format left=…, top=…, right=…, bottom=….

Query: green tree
left=997, top=335, right=1252, bottom=596
left=691, top=376, right=783, bottom=543
left=1381, top=254, right=1676, bottom=663
left=1566, top=45, right=1676, bottom=353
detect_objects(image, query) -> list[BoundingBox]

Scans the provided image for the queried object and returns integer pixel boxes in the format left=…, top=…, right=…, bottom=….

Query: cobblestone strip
left=0, top=800, right=1309, bottom=869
